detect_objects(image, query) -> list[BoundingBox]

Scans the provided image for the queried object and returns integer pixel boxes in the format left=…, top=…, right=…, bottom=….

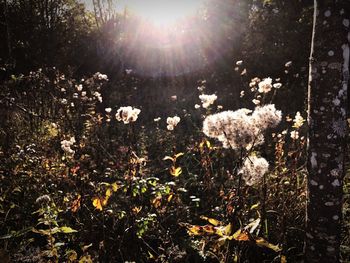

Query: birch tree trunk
left=305, top=0, right=349, bottom=262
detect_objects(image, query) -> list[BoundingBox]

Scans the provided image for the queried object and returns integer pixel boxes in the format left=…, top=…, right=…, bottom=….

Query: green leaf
left=59, top=226, right=78, bottom=233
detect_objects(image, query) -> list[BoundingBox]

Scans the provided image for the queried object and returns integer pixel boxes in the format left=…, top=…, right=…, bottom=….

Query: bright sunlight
left=118, top=0, right=204, bottom=26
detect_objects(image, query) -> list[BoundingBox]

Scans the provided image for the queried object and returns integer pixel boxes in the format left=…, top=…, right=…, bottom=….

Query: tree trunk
left=305, top=0, right=349, bottom=262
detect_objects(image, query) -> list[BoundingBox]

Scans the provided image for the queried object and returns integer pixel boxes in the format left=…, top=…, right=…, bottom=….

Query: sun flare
left=119, top=0, right=204, bottom=26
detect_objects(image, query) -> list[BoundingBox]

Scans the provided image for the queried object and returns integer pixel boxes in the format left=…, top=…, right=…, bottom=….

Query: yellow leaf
left=232, top=229, right=250, bottom=241
left=92, top=197, right=103, bottom=211
left=163, top=156, right=174, bottom=162
left=60, top=226, right=78, bottom=233
left=105, top=188, right=112, bottom=198
left=206, top=140, right=211, bottom=149
left=250, top=203, right=259, bottom=210
left=200, top=216, right=221, bottom=226
left=132, top=206, right=142, bottom=214
left=152, top=196, right=162, bottom=208
left=174, top=152, right=184, bottom=159
left=167, top=194, right=174, bottom=203
left=71, top=194, right=81, bottom=213
left=187, top=225, right=203, bottom=236
left=281, top=255, right=287, bottom=263
left=255, top=237, right=282, bottom=252
left=111, top=183, right=120, bottom=192
left=79, top=254, right=93, bottom=263
left=170, top=166, right=182, bottom=177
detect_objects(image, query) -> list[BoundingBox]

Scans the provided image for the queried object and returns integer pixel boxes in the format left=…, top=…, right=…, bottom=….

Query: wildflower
left=35, top=195, right=51, bottom=204
left=81, top=91, right=87, bottom=97
left=238, top=156, right=269, bottom=186
left=199, top=94, right=217, bottom=109
left=93, top=91, right=103, bottom=103
left=105, top=108, right=112, bottom=113
left=273, top=83, right=282, bottom=89
left=76, top=84, right=83, bottom=91
left=293, top=112, right=305, bottom=129
left=203, top=105, right=282, bottom=150
left=197, top=85, right=205, bottom=92
left=73, top=93, right=78, bottom=99
left=115, top=106, right=141, bottom=124
left=167, top=116, right=181, bottom=130
left=249, top=77, right=261, bottom=88
left=60, top=88, right=66, bottom=92
left=95, top=72, right=108, bottom=81
left=194, top=104, right=201, bottom=109
left=203, top=109, right=259, bottom=149
left=154, top=117, right=161, bottom=122
left=252, top=104, right=282, bottom=130
left=290, top=130, right=299, bottom=140
left=240, top=91, right=245, bottom=98
left=236, top=60, right=243, bottom=66
left=217, top=105, right=223, bottom=110
left=258, top=77, right=273, bottom=93
left=60, top=98, right=68, bottom=105
left=61, top=137, right=75, bottom=155
left=252, top=99, right=260, bottom=105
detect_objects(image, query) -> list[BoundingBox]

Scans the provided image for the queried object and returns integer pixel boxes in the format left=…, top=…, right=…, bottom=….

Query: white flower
left=236, top=60, right=243, bottom=66
left=105, top=108, right=112, bottom=113
left=61, top=137, right=75, bottom=155
left=239, top=156, right=269, bottom=186
left=290, top=130, right=299, bottom=140
left=154, top=117, right=161, bottom=122
left=292, top=112, right=305, bottom=129
left=249, top=77, right=260, bottom=88
left=60, top=98, right=68, bottom=105
left=258, top=77, right=273, bottom=93
left=194, top=104, right=201, bottom=109
left=93, top=91, right=103, bottom=103
left=199, top=94, right=217, bottom=109
left=95, top=72, right=108, bottom=81
left=73, top=93, right=78, bottom=99
left=167, top=116, right=181, bottom=130
left=76, top=84, right=83, bottom=91
left=81, top=91, right=87, bottom=97
left=273, top=83, right=282, bottom=89
left=252, top=104, right=282, bottom=130
left=197, top=85, right=205, bottom=92
left=252, top=99, right=260, bottom=105
left=203, top=109, right=259, bottom=149
left=115, top=106, right=141, bottom=124
left=203, top=105, right=282, bottom=150
left=240, top=91, right=245, bottom=98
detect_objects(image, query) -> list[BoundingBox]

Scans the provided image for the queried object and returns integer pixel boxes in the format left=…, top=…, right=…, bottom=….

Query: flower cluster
left=116, top=106, right=141, bottom=124
left=199, top=94, right=217, bottom=109
left=292, top=112, right=305, bottom=129
left=203, top=105, right=282, bottom=149
left=238, top=156, right=269, bottom=186
left=258, top=77, right=273, bottom=93
left=93, top=91, right=103, bottom=103
left=61, top=137, right=75, bottom=155
left=94, top=72, right=108, bottom=81
left=167, top=116, right=181, bottom=130
left=252, top=104, right=282, bottom=131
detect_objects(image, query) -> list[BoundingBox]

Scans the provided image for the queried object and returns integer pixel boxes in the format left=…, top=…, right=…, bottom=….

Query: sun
left=119, top=0, right=204, bottom=26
